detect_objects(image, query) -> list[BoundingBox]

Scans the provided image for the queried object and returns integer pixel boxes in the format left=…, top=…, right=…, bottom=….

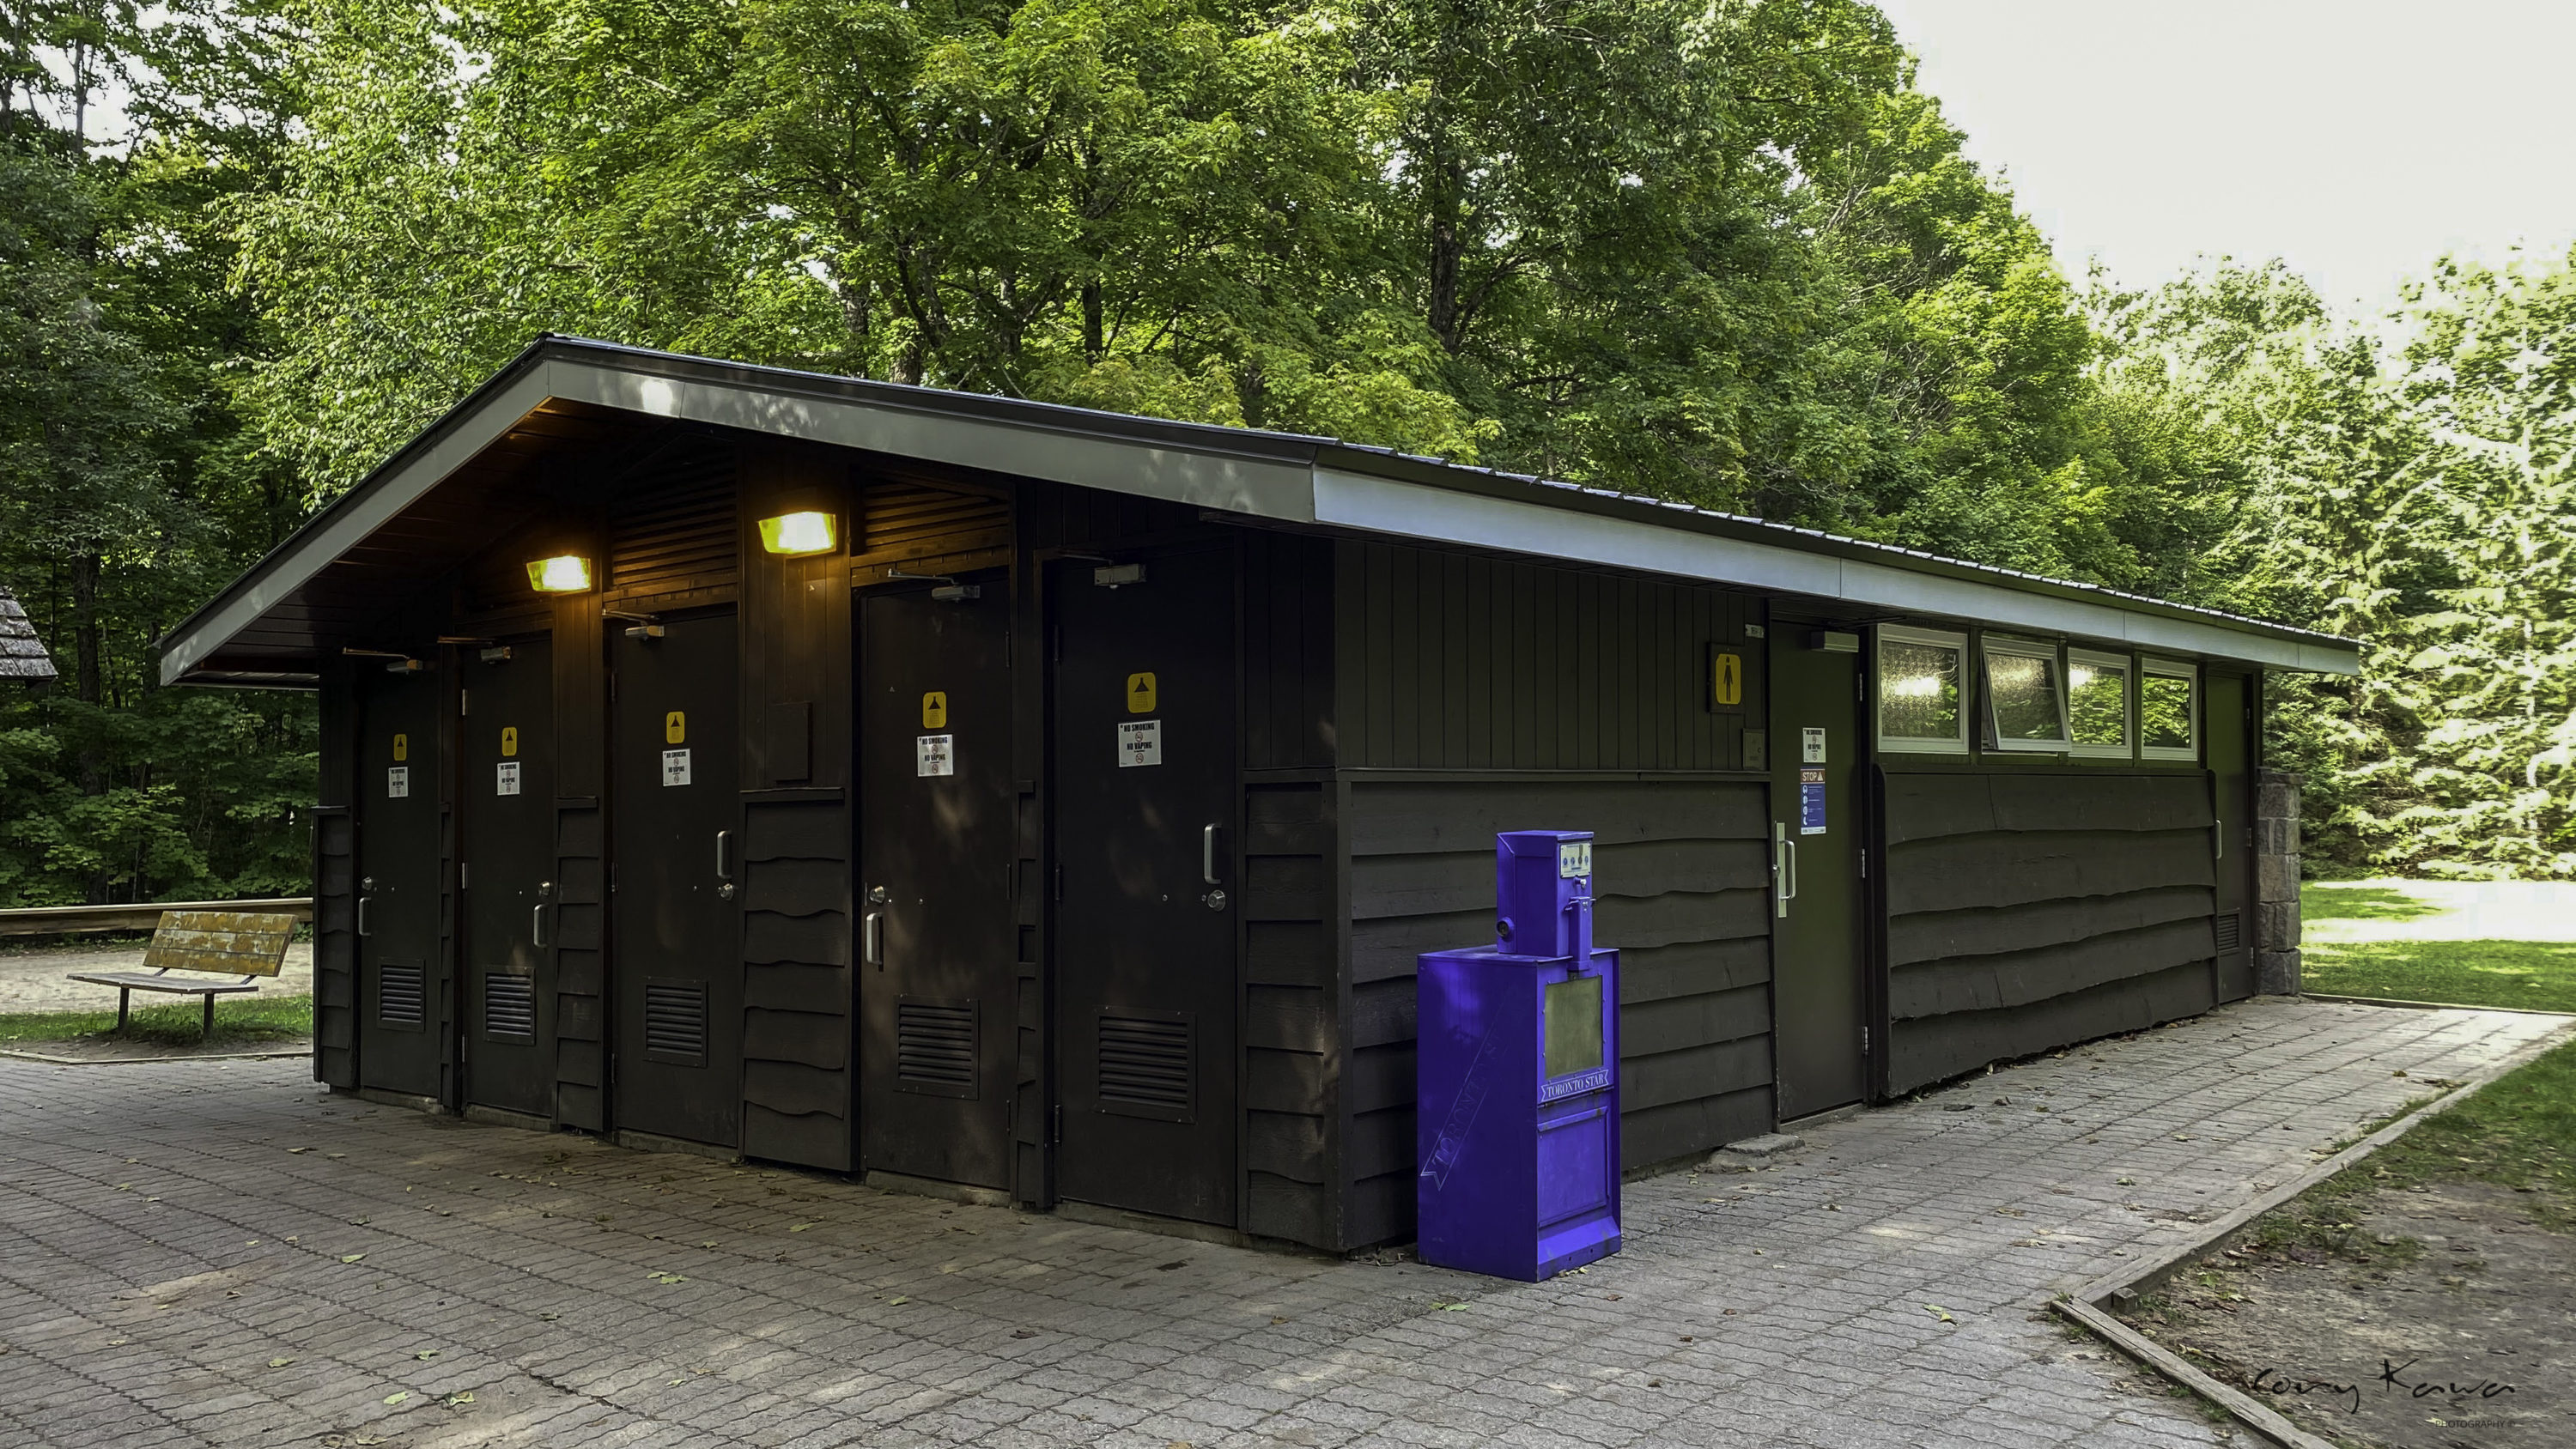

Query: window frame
left=2065, top=646, right=2135, bottom=760
left=1874, top=624, right=1971, bottom=755
left=2137, top=657, right=2201, bottom=761
left=1978, top=634, right=2072, bottom=754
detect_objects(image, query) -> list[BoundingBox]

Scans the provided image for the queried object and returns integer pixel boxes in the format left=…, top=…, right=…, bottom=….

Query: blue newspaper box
left=1416, top=830, right=1621, bottom=1281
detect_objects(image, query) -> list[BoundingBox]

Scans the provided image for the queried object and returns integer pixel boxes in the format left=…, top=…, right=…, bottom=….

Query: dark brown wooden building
left=160, top=337, right=2359, bottom=1252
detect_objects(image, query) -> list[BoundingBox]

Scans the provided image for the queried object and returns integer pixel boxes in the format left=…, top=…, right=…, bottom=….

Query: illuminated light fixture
left=526, top=555, right=594, bottom=594
left=758, top=511, right=838, bottom=556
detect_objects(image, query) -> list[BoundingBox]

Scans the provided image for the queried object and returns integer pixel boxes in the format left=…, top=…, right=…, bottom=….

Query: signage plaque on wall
left=1117, top=719, right=1163, bottom=767
left=917, top=734, right=955, bottom=776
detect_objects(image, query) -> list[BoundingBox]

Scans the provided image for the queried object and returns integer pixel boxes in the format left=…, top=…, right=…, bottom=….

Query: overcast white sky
left=1868, top=0, right=2576, bottom=312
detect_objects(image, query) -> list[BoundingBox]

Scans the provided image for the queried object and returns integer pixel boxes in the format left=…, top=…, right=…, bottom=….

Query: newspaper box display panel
left=1416, top=830, right=1622, bottom=1282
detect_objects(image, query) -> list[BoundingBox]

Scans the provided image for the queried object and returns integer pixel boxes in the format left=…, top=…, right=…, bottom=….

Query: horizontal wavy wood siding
left=1341, top=778, right=1773, bottom=1248
left=1881, top=770, right=2219, bottom=1094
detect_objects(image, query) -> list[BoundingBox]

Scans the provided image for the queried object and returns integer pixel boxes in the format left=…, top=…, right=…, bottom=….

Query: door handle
left=715, top=828, right=732, bottom=880
left=532, top=902, right=547, bottom=949
left=863, top=911, right=884, bottom=969
left=1772, top=823, right=1799, bottom=918
left=357, top=896, right=369, bottom=937
left=1202, top=824, right=1223, bottom=886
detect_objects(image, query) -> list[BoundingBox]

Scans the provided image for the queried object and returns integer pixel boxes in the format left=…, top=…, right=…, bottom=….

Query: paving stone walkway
left=1, top=997, right=2563, bottom=1449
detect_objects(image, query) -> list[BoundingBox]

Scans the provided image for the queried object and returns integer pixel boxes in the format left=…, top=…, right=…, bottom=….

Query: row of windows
left=1876, top=626, right=2199, bottom=761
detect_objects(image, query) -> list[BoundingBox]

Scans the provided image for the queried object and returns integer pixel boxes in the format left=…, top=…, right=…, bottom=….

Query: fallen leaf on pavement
left=383, top=1391, right=409, bottom=1405
left=1923, top=1304, right=1954, bottom=1324
left=268, top=1358, right=293, bottom=1368
left=340, top=1254, right=367, bottom=1264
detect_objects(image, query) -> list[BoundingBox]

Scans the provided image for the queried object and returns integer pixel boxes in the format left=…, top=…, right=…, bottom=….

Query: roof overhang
left=161, top=337, right=2361, bottom=686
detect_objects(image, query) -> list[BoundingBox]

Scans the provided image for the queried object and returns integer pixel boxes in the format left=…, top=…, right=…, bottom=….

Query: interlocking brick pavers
left=1, top=997, right=2563, bottom=1448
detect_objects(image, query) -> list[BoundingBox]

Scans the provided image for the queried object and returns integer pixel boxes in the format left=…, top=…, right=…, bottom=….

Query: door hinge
left=1856, top=674, right=1865, bottom=703
left=459, top=688, right=469, bottom=716
left=1050, top=1102, right=1063, bottom=1144
left=459, top=861, right=469, bottom=890
left=1053, top=863, right=1063, bottom=901
left=1860, top=852, right=1868, bottom=879
left=1050, top=624, right=1062, bottom=664
left=1862, top=1025, right=1870, bottom=1054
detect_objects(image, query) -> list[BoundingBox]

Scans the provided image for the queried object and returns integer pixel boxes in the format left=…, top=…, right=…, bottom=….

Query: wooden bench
left=66, top=910, right=296, bottom=1037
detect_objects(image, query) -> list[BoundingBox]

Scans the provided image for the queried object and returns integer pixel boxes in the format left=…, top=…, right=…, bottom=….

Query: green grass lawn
left=2302, top=940, right=2576, bottom=1012
left=2297, top=882, right=2442, bottom=922
left=0, top=994, right=313, bottom=1048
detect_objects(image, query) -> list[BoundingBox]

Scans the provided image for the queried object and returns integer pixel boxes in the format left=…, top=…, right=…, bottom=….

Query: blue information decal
left=1800, top=767, right=1827, bottom=835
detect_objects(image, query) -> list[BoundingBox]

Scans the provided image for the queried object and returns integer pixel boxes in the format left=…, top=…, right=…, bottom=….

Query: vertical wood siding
left=1880, top=770, right=2219, bottom=1094
left=1332, top=541, right=1764, bottom=773
left=1342, top=778, right=1773, bottom=1248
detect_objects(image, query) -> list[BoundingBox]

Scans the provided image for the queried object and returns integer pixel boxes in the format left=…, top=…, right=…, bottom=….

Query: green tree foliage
left=0, top=0, right=313, bottom=906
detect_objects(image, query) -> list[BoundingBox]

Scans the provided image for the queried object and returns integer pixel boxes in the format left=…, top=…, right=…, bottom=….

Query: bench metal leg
left=203, top=993, right=216, bottom=1039
left=117, top=989, right=131, bottom=1031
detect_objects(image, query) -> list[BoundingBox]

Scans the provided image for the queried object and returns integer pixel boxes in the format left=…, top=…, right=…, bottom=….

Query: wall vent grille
left=484, top=973, right=537, bottom=1040
left=2215, top=911, right=2244, bottom=953
left=896, top=998, right=976, bottom=1097
left=644, top=980, right=708, bottom=1065
left=1098, top=1011, right=1193, bottom=1121
left=379, top=961, right=427, bottom=1029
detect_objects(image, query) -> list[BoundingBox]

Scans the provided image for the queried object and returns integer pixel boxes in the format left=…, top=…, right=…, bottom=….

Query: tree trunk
left=1084, top=281, right=1104, bottom=362
left=70, top=550, right=108, bottom=903
left=1426, top=155, right=1466, bottom=355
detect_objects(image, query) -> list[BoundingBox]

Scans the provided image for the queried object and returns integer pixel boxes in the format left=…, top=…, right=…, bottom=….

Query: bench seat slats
left=65, top=971, right=263, bottom=996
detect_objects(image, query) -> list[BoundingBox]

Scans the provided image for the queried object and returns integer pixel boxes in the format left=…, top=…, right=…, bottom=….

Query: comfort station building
left=158, top=337, right=2357, bottom=1252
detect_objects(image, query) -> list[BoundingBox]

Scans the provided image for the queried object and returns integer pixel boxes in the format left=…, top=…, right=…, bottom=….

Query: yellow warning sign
left=665, top=711, right=686, bottom=744
left=1125, top=672, right=1157, bottom=714
left=921, top=691, right=948, bottom=730
left=1710, top=650, right=1743, bottom=709
left=501, top=725, right=519, bottom=758
left=392, top=733, right=408, bottom=762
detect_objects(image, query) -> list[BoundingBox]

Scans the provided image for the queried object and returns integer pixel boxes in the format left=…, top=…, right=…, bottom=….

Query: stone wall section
left=2255, top=767, right=2303, bottom=994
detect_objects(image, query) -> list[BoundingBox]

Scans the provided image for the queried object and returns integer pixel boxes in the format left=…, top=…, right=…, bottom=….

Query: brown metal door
left=857, top=580, right=1015, bottom=1187
left=1053, top=548, right=1238, bottom=1225
left=612, top=611, right=743, bottom=1147
left=461, top=637, right=556, bottom=1119
left=1771, top=640, right=1867, bottom=1120
left=2208, top=672, right=2256, bottom=1001
left=355, top=664, right=447, bottom=1100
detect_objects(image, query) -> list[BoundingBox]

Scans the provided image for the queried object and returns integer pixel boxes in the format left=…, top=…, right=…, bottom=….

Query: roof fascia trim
left=548, top=360, right=1321, bottom=524
left=1312, top=467, right=2361, bottom=675
left=161, top=365, right=561, bottom=683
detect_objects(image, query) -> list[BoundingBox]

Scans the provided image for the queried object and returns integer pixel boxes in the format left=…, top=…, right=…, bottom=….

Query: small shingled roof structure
left=0, top=586, right=58, bottom=688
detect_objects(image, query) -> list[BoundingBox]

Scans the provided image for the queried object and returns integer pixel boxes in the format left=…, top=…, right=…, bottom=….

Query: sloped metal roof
left=159, top=335, right=2362, bottom=686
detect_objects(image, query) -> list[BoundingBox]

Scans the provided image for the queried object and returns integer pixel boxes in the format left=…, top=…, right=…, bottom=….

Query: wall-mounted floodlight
left=526, top=555, right=594, bottom=593
left=757, top=511, right=838, bottom=557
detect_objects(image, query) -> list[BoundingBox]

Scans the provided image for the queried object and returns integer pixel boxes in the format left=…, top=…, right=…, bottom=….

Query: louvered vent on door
left=379, top=961, right=427, bottom=1029
left=644, top=979, right=708, bottom=1066
left=896, top=998, right=976, bottom=1098
left=2215, top=911, right=2244, bottom=953
left=1097, top=1010, right=1193, bottom=1122
left=484, top=973, right=537, bottom=1040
